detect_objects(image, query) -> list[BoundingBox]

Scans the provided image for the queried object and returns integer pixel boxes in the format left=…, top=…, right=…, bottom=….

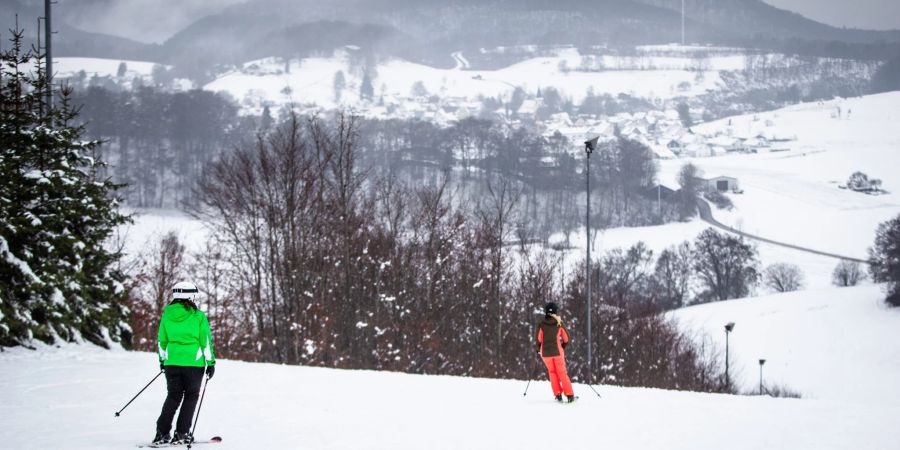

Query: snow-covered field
left=204, top=48, right=731, bottom=114
left=49, top=57, right=159, bottom=79
left=660, top=92, right=900, bottom=260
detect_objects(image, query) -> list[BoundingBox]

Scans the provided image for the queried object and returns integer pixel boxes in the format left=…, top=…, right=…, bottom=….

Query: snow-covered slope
left=670, top=284, right=900, bottom=406
left=43, top=57, right=159, bottom=79
left=204, top=48, right=731, bottom=115
left=1, top=343, right=897, bottom=450
left=660, top=92, right=900, bottom=259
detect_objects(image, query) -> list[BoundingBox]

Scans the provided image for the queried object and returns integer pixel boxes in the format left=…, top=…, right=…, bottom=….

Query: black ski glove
left=206, top=365, right=215, bottom=380
left=160, top=362, right=165, bottom=372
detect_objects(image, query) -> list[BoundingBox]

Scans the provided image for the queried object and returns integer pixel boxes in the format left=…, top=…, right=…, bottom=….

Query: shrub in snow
left=868, top=214, right=900, bottom=307
left=764, top=263, right=805, bottom=293
left=846, top=171, right=882, bottom=193
left=764, top=383, right=803, bottom=399
left=704, top=190, right=733, bottom=210
left=832, top=260, right=865, bottom=287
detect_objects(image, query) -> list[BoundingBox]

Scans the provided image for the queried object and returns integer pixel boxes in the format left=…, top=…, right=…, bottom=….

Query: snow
left=29, top=57, right=160, bottom=79
left=204, top=48, right=732, bottom=116
left=552, top=220, right=844, bottom=292
left=1, top=339, right=897, bottom=449
left=658, top=92, right=900, bottom=260
left=670, top=284, right=900, bottom=406
left=0, top=235, right=41, bottom=283
left=117, top=209, right=209, bottom=257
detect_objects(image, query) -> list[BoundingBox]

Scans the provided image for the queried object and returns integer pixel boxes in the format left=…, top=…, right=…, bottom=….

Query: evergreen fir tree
left=0, top=26, right=131, bottom=348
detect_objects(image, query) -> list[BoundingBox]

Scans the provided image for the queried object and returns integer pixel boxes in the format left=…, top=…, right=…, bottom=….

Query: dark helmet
left=544, top=302, right=559, bottom=316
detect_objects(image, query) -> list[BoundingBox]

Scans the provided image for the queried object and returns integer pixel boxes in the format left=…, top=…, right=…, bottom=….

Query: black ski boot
left=555, top=394, right=563, bottom=402
left=152, top=431, right=171, bottom=445
left=566, top=395, right=577, bottom=403
left=171, top=432, right=193, bottom=445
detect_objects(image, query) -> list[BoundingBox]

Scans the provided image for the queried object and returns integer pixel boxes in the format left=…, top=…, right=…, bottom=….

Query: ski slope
left=659, top=92, right=900, bottom=260
left=670, top=284, right=900, bottom=406
left=1, top=338, right=898, bottom=450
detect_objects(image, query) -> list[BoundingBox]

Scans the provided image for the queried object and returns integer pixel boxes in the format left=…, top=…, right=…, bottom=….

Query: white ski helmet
left=172, top=281, right=199, bottom=301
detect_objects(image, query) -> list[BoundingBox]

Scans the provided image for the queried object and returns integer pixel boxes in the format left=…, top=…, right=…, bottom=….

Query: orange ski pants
left=542, top=356, right=574, bottom=397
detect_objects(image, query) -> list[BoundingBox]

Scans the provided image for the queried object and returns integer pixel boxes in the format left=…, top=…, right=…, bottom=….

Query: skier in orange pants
left=536, top=302, right=576, bottom=403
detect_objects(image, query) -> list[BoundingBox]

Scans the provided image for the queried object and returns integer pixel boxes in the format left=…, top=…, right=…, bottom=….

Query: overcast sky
left=764, top=0, right=900, bottom=30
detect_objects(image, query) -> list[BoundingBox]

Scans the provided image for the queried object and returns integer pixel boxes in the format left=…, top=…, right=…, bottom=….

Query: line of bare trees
left=126, top=113, right=732, bottom=392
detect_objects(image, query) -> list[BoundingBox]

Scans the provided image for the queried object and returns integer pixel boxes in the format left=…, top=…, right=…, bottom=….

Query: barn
left=699, top=175, right=739, bottom=193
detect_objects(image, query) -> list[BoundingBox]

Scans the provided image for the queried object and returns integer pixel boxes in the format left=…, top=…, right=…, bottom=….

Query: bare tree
left=832, top=259, right=865, bottom=287
left=693, top=228, right=760, bottom=302
left=597, top=242, right=655, bottom=308
left=764, top=263, right=805, bottom=293
left=148, top=232, right=186, bottom=316
left=477, top=175, right=521, bottom=361
left=652, top=241, right=693, bottom=309
left=127, top=231, right=185, bottom=351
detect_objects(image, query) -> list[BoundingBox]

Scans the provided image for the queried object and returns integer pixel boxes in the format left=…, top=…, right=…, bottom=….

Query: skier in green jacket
left=153, top=281, right=216, bottom=445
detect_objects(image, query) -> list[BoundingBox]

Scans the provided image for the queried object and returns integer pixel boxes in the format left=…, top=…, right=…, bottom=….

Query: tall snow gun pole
left=584, top=137, right=599, bottom=385
left=724, top=322, right=735, bottom=391
left=44, top=0, right=53, bottom=109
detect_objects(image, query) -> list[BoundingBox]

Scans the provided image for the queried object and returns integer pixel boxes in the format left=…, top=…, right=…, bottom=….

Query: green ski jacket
left=157, top=302, right=216, bottom=368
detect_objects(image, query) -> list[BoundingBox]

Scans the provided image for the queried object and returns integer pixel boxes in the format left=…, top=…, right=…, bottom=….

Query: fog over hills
left=5, top=0, right=900, bottom=79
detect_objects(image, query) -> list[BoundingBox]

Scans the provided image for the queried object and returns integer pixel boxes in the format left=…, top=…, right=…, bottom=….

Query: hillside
left=634, top=0, right=900, bottom=44
left=1, top=1, right=157, bottom=61
left=203, top=48, right=731, bottom=117
left=659, top=91, right=900, bottom=259
left=1, top=338, right=897, bottom=449
left=670, top=284, right=900, bottom=405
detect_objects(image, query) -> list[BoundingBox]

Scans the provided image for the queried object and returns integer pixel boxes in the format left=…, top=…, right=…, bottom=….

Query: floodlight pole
left=759, top=359, right=766, bottom=395
left=44, top=0, right=53, bottom=109
left=584, top=137, right=598, bottom=382
left=724, top=322, right=735, bottom=390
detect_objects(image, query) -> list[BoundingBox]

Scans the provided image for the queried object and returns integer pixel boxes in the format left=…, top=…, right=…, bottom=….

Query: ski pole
left=587, top=383, right=602, bottom=398
left=585, top=365, right=602, bottom=398
left=523, top=351, right=540, bottom=397
left=187, top=373, right=211, bottom=449
left=115, top=370, right=164, bottom=417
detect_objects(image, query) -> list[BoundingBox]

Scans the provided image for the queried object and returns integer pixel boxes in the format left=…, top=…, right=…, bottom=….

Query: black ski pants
left=156, top=365, right=205, bottom=435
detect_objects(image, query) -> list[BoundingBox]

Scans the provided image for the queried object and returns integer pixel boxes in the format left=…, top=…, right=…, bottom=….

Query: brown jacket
left=536, top=316, right=570, bottom=358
